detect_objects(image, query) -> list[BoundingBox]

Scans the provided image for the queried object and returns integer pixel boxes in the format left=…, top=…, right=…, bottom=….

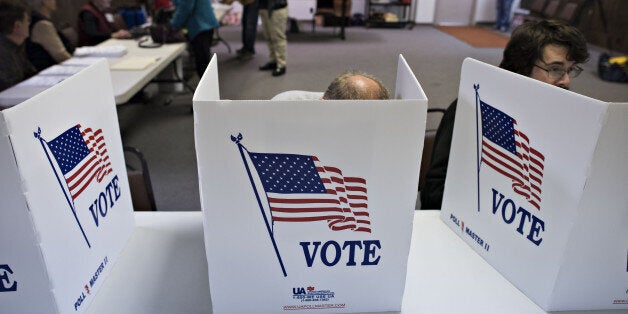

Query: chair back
left=418, top=108, right=446, bottom=191
left=557, top=2, right=580, bottom=23
left=543, top=0, right=560, bottom=17
left=124, top=146, right=157, bottom=211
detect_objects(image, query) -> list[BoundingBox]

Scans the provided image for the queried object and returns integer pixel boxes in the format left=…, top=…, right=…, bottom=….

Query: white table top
left=0, top=38, right=186, bottom=107
left=86, top=211, right=623, bottom=314
left=103, top=39, right=187, bottom=104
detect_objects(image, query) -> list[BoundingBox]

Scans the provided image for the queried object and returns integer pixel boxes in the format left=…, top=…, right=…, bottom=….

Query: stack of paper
left=110, top=56, right=160, bottom=70
left=74, top=45, right=128, bottom=58
left=38, top=65, right=86, bottom=76
left=15, top=75, right=67, bottom=87
left=62, top=57, right=106, bottom=66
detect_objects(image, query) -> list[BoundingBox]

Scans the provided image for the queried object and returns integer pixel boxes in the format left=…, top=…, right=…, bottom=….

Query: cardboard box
left=440, top=58, right=628, bottom=311
left=193, top=55, right=427, bottom=313
left=0, top=60, right=135, bottom=313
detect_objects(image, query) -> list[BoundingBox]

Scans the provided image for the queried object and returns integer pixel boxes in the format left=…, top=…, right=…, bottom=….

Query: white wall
left=433, top=0, right=473, bottom=25
left=474, top=0, right=497, bottom=23
left=414, top=0, right=436, bottom=23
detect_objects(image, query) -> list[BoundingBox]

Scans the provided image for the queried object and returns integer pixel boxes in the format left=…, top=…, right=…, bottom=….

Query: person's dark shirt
left=78, top=2, right=116, bottom=46
left=420, top=99, right=457, bottom=209
left=259, top=0, right=287, bottom=10
left=0, top=35, right=36, bottom=92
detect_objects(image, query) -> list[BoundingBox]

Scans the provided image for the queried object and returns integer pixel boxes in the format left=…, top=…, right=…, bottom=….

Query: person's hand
left=112, top=29, right=132, bottom=39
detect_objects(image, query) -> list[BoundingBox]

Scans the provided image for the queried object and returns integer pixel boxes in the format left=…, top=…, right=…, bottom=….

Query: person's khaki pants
left=259, top=7, right=288, bottom=68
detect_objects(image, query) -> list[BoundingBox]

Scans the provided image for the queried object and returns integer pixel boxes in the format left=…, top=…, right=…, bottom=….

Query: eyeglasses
left=534, top=63, right=583, bottom=80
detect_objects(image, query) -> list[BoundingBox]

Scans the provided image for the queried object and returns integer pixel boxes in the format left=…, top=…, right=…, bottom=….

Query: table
left=0, top=38, right=186, bottom=108
left=86, top=211, right=622, bottom=314
left=103, top=39, right=187, bottom=104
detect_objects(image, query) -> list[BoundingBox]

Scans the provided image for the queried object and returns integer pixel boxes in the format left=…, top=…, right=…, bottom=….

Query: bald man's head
left=323, top=71, right=389, bottom=100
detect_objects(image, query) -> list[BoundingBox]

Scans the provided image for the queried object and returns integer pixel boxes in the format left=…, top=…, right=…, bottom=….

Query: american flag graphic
left=480, top=101, right=545, bottom=210
left=248, top=152, right=371, bottom=233
left=47, top=124, right=112, bottom=200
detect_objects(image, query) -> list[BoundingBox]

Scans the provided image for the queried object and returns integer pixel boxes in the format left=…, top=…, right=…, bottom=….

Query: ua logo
left=0, top=264, right=17, bottom=292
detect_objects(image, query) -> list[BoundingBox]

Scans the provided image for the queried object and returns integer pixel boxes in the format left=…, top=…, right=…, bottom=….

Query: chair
left=124, top=146, right=157, bottom=211
left=530, top=0, right=548, bottom=14
left=418, top=108, right=446, bottom=192
left=542, top=0, right=561, bottom=18
left=556, top=2, right=581, bottom=23
left=523, top=0, right=548, bottom=22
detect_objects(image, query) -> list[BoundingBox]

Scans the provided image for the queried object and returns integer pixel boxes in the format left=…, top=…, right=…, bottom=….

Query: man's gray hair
left=323, top=70, right=389, bottom=100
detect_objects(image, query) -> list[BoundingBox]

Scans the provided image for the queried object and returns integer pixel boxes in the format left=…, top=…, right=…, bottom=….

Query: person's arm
left=30, top=21, right=72, bottom=63
left=80, top=10, right=112, bottom=43
left=170, top=0, right=194, bottom=29
left=420, top=100, right=457, bottom=209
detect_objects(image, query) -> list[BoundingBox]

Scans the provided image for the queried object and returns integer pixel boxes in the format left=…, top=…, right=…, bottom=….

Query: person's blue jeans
left=496, top=0, right=514, bottom=31
left=241, top=0, right=259, bottom=53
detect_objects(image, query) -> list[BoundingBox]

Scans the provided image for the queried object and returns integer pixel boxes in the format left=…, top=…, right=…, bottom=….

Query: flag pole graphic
left=231, top=133, right=287, bottom=277
left=34, top=128, right=91, bottom=248
left=474, top=84, right=481, bottom=212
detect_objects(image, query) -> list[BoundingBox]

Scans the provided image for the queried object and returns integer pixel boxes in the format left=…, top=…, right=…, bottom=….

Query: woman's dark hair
left=499, top=19, right=589, bottom=76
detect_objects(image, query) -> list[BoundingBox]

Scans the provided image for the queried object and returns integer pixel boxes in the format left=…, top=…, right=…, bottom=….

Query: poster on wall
left=193, top=55, right=427, bottom=313
left=440, top=58, right=628, bottom=311
left=0, top=60, right=135, bottom=314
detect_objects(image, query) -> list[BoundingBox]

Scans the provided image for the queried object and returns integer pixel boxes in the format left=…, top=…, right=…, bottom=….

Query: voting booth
left=194, top=55, right=427, bottom=313
left=0, top=61, right=135, bottom=313
left=440, top=58, right=628, bottom=311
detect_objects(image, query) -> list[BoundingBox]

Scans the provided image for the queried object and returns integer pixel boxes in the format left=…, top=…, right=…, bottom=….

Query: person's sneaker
left=237, top=50, right=254, bottom=61
left=259, top=62, right=277, bottom=71
left=272, top=66, right=286, bottom=76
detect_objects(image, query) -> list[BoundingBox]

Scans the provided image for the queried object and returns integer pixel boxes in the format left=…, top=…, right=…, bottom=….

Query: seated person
left=0, top=0, right=36, bottom=92
left=271, top=70, right=389, bottom=100
left=420, top=19, right=589, bottom=209
left=25, top=0, right=75, bottom=71
left=77, top=0, right=130, bottom=47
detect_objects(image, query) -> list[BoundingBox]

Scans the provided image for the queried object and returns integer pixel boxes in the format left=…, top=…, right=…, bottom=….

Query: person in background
left=220, top=0, right=259, bottom=61
left=77, top=0, right=131, bottom=46
left=420, top=19, right=590, bottom=210
left=258, top=0, right=288, bottom=76
left=271, top=70, right=389, bottom=100
left=154, top=0, right=173, bottom=12
left=323, top=70, right=389, bottom=100
left=495, top=0, right=514, bottom=32
left=0, top=0, right=36, bottom=92
left=171, top=0, right=219, bottom=78
left=236, top=0, right=259, bottom=61
left=25, top=0, right=74, bottom=71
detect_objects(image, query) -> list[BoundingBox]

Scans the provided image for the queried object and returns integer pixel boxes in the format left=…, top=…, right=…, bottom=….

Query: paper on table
left=15, top=75, right=67, bottom=87
left=74, top=45, right=128, bottom=58
left=110, top=56, right=160, bottom=70
left=62, top=57, right=106, bottom=66
left=38, top=65, right=86, bottom=76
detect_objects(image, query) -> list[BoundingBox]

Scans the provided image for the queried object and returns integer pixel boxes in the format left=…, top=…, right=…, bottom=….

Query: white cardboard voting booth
left=440, top=58, right=628, bottom=311
left=0, top=60, right=135, bottom=313
left=193, top=55, right=427, bottom=313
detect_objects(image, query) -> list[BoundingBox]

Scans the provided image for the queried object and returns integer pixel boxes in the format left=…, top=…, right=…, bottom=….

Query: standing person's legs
left=190, top=29, right=215, bottom=78
left=241, top=0, right=259, bottom=54
left=258, top=9, right=277, bottom=69
left=496, top=0, right=514, bottom=32
left=268, top=7, right=287, bottom=75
